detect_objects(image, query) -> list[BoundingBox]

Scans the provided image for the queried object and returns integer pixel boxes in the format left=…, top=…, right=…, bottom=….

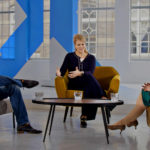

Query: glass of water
left=74, top=91, right=82, bottom=101
left=35, top=92, right=44, bottom=100
left=110, top=93, right=119, bottom=102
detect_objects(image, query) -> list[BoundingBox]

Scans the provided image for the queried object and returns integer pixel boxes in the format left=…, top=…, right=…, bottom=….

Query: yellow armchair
left=93, top=66, right=120, bottom=98
left=55, top=66, right=120, bottom=122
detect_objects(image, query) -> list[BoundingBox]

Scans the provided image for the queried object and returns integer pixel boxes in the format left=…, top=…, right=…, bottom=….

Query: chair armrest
left=106, top=74, right=120, bottom=98
left=55, top=76, right=68, bottom=98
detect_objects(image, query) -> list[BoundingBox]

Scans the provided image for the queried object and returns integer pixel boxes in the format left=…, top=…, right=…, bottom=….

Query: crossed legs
left=107, top=93, right=146, bottom=133
left=113, top=93, right=146, bottom=126
left=0, top=84, right=29, bottom=126
left=0, top=84, right=42, bottom=133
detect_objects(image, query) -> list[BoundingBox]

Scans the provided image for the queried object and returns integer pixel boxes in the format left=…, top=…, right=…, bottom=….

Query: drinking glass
left=74, top=91, right=82, bottom=101
left=35, top=92, right=44, bottom=100
left=110, top=93, right=119, bottom=102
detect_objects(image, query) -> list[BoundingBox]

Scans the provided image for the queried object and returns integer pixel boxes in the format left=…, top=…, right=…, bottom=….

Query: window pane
left=0, top=0, right=15, bottom=59
left=131, top=47, right=137, bottom=53
left=90, top=11, right=96, bottom=18
left=130, top=0, right=150, bottom=59
left=141, top=47, right=148, bottom=53
left=82, top=11, right=89, bottom=18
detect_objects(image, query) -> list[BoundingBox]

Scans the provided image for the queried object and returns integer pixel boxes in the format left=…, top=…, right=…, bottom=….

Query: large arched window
left=79, top=0, right=116, bottom=60
left=131, top=0, right=150, bottom=59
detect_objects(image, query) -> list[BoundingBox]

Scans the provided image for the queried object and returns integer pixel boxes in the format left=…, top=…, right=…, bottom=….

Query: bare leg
left=113, top=93, right=146, bottom=125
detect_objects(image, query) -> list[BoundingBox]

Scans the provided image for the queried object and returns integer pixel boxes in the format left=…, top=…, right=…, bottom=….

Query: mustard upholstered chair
left=55, top=66, right=120, bottom=122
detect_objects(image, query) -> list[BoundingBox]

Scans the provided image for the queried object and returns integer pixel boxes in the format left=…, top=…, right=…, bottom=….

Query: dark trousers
left=0, top=76, right=29, bottom=126
left=81, top=74, right=106, bottom=120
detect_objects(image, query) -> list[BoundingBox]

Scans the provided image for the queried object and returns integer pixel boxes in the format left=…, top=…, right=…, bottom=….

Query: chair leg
left=70, top=106, right=73, bottom=117
left=12, top=112, right=15, bottom=128
left=63, top=106, right=69, bottom=122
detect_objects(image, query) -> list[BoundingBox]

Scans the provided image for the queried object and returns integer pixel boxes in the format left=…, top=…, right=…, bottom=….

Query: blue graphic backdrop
left=50, top=0, right=78, bottom=52
left=0, top=0, right=43, bottom=77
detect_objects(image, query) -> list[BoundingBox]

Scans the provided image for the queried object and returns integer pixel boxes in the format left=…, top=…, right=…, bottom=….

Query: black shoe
left=17, top=123, right=42, bottom=134
left=20, top=79, right=39, bottom=88
left=80, top=116, right=87, bottom=128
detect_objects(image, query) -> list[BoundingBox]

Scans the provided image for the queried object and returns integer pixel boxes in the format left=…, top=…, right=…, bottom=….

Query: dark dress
left=60, top=52, right=106, bottom=120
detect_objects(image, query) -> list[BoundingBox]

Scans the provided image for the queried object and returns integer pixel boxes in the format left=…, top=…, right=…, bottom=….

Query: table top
left=32, top=98, right=124, bottom=107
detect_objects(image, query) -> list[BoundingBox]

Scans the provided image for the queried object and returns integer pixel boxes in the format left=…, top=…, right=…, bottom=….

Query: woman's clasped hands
left=68, top=67, right=83, bottom=78
left=142, top=83, right=150, bottom=91
left=56, top=67, right=83, bottom=78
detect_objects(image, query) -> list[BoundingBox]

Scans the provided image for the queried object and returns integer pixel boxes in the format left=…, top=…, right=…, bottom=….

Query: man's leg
left=7, top=84, right=29, bottom=126
left=0, top=75, right=22, bottom=87
left=0, top=84, right=42, bottom=133
left=0, top=75, right=39, bottom=88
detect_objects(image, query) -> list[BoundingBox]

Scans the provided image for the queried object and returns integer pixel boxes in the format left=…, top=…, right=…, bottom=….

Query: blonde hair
left=73, top=34, right=88, bottom=53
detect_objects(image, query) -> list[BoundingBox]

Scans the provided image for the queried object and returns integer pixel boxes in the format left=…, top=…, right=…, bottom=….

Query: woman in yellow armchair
left=56, top=34, right=107, bottom=128
left=108, top=83, right=150, bottom=133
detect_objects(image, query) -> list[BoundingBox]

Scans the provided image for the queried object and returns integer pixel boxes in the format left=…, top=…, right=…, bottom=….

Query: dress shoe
left=127, top=120, right=138, bottom=129
left=107, top=124, right=126, bottom=134
left=17, top=123, right=42, bottom=134
left=20, top=79, right=39, bottom=88
left=80, top=116, right=87, bottom=128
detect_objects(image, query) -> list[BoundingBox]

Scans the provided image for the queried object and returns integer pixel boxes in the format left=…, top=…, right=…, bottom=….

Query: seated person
left=0, top=75, right=42, bottom=134
left=108, top=83, right=150, bottom=134
left=56, top=34, right=107, bottom=128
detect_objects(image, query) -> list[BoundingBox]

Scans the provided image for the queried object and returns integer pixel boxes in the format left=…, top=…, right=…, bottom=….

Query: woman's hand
left=68, top=67, right=83, bottom=78
left=56, top=67, right=61, bottom=77
left=142, top=83, right=150, bottom=91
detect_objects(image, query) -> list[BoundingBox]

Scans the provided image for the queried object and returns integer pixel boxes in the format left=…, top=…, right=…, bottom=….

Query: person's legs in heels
left=108, top=93, right=146, bottom=132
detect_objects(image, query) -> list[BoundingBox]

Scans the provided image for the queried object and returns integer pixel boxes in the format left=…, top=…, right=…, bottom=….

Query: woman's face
left=75, top=40, right=86, bottom=53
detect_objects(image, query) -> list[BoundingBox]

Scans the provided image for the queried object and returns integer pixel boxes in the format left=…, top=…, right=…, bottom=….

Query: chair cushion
left=0, top=99, right=12, bottom=115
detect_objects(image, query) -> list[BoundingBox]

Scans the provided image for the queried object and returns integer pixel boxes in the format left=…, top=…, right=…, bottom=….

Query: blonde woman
left=56, top=34, right=107, bottom=128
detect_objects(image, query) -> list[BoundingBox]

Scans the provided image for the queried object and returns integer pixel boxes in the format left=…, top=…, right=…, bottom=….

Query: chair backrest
left=93, top=66, right=119, bottom=91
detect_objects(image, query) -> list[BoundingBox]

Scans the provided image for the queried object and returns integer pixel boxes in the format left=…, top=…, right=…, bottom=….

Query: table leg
left=49, top=105, right=56, bottom=135
left=104, top=107, right=110, bottom=124
left=43, top=105, right=53, bottom=142
left=101, top=106, right=109, bottom=144
left=63, top=106, right=69, bottom=122
left=70, top=106, right=73, bottom=117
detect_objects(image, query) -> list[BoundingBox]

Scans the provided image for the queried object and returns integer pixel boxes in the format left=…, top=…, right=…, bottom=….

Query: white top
left=80, top=58, right=84, bottom=62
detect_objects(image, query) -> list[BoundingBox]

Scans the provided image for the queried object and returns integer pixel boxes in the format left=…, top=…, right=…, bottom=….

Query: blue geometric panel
left=0, top=33, right=15, bottom=59
left=0, top=0, right=43, bottom=77
left=50, top=0, right=78, bottom=52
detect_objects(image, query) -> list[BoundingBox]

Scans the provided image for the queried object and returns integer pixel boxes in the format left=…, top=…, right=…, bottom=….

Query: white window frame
left=130, top=1, right=150, bottom=60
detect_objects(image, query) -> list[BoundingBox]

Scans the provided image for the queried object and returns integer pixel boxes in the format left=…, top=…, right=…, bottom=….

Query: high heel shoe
left=80, top=115, right=87, bottom=128
left=127, top=120, right=138, bottom=129
left=107, top=124, right=126, bottom=134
